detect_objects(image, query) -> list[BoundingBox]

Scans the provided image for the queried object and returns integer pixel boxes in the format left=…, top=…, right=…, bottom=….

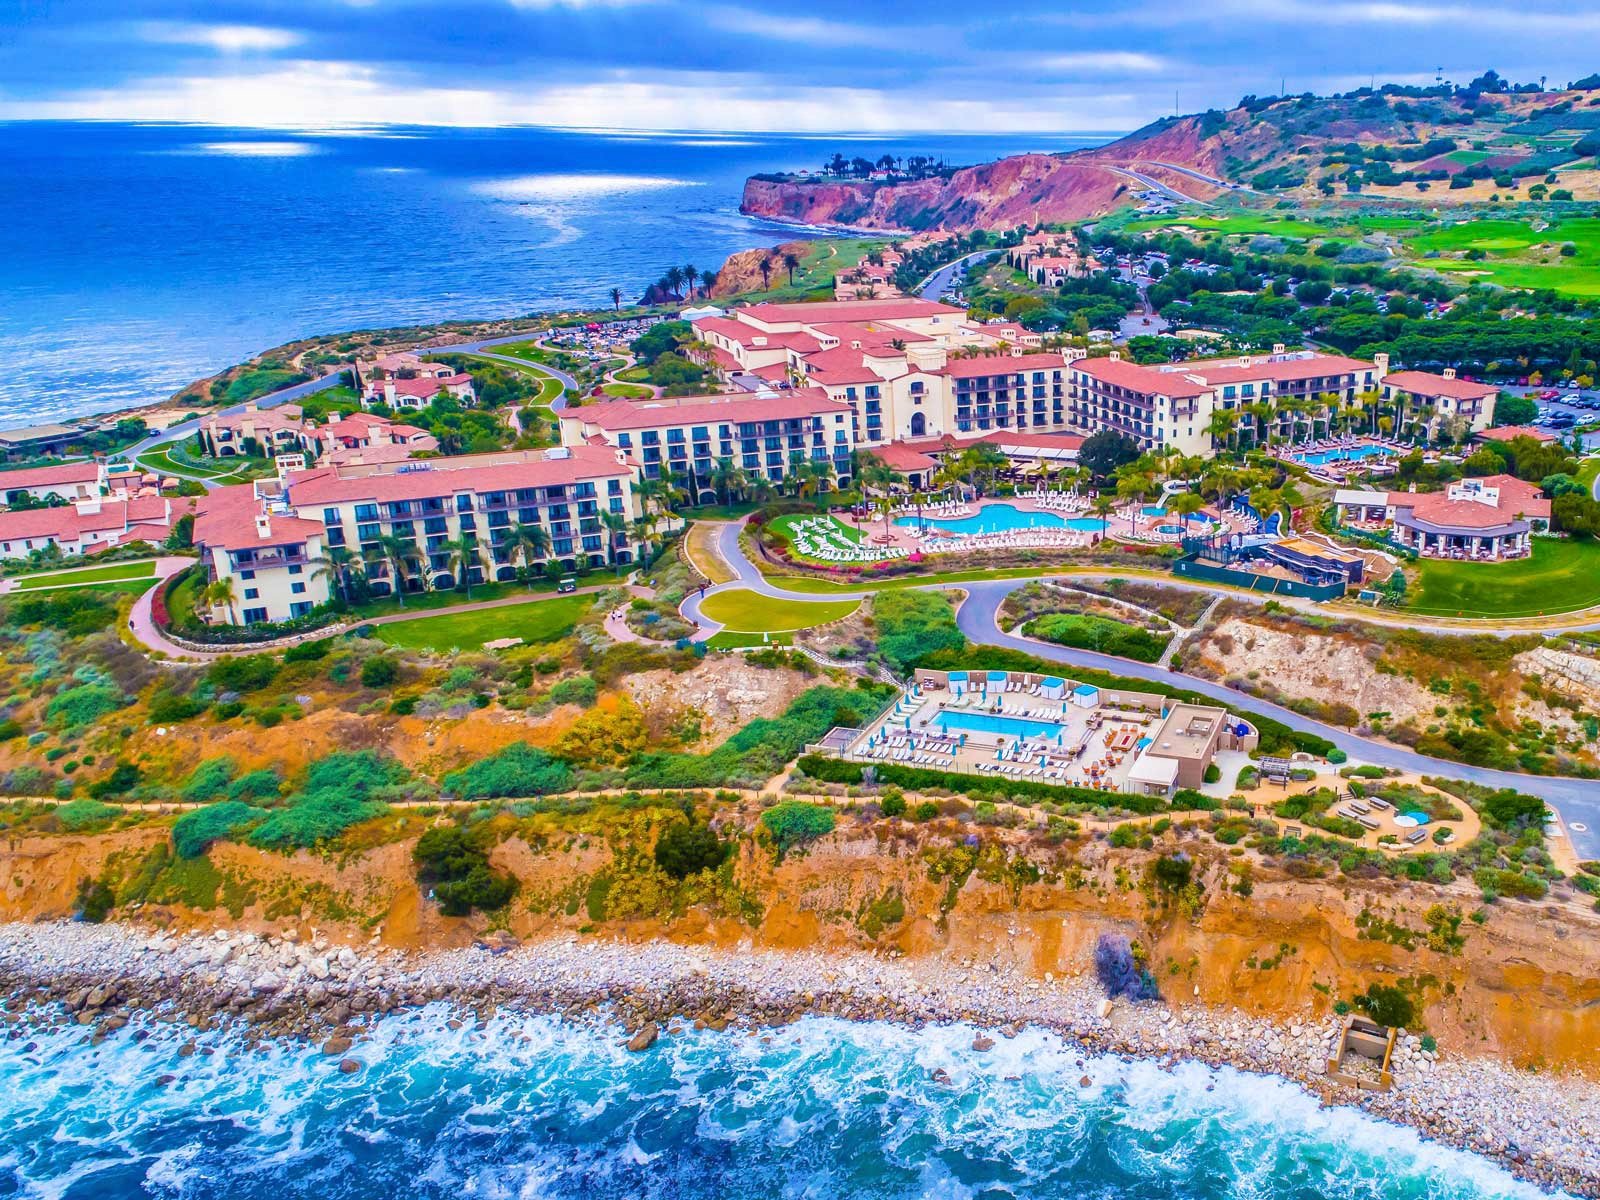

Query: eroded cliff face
left=7, top=824, right=1598, bottom=1071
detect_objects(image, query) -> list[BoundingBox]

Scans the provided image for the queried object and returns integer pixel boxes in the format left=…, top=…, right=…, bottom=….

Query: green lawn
left=601, top=382, right=653, bottom=399
left=135, top=447, right=270, bottom=485
left=698, top=588, right=857, bottom=632
left=706, top=630, right=794, bottom=649
left=1122, top=213, right=1335, bottom=239
left=373, top=594, right=593, bottom=651
left=1408, top=539, right=1600, bottom=617
left=455, top=350, right=565, bottom=404
left=1403, top=217, right=1600, bottom=297
left=764, top=564, right=1084, bottom=595
left=13, top=561, right=156, bottom=589
left=348, top=571, right=609, bottom=620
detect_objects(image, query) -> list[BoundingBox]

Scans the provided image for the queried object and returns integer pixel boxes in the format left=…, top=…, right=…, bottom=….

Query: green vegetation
left=172, top=801, right=269, bottom=859
left=1409, top=539, right=1600, bottom=616
left=759, top=800, right=836, bottom=857
left=653, top=818, right=731, bottom=878
left=872, top=590, right=965, bottom=674
left=1026, top=612, right=1171, bottom=663
left=413, top=824, right=516, bottom=915
left=442, top=744, right=573, bottom=799
left=698, top=588, right=858, bottom=633
left=372, top=593, right=593, bottom=651
left=13, top=561, right=156, bottom=590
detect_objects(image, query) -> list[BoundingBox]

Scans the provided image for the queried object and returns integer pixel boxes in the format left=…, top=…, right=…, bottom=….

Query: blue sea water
left=0, top=123, right=1099, bottom=428
left=0, top=1009, right=1555, bottom=1200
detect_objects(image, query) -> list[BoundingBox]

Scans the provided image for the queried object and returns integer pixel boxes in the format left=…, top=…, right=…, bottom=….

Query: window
left=243, top=587, right=259, bottom=600
left=242, top=607, right=268, bottom=624
left=291, top=582, right=306, bottom=595
left=288, top=564, right=302, bottom=575
left=239, top=569, right=256, bottom=581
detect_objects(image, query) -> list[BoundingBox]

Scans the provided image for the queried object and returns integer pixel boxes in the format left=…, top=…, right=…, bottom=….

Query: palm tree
left=501, top=521, right=551, bottom=588
left=700, top=268, right=718, bottom=296
left=683, top=264, right=698, bottom=299
left=709, top=457, right=746, bottom=507
left=1115, top=472, right=1152, bottom=528
left=782, top=251, right=801, bottom=286
left=1089, top=493, right=1115, bottom=536
left=609, top=287, right=623, bottom=312
left=1167, top=490, right=1206, bottom=535
left=601, top=510, right=629, bottom=573
left=442, top=534, right=480, bottom=599
left=663, top=266, right=685, bottom=301
left=309, top=545, right=357, bottom=607
left=959, top=443, right=1009, bottom=495
left=373, top=533, right=416, bottom=607
left=630, top=514, right=658, bottom=565
left=757, top=256, right=774, bottom=291
left=1205, top=408, right=1240, bottom=454
left=203, top=576, right=238, bottom=624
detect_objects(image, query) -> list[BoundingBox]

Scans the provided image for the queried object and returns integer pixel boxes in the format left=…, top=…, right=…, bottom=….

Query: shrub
left=547, top=674, right=598, bottom=708
left=359, top=656, right=399, bottom=688
left=86, top=761, right=140, bottom=799
left=1353, top=982, right=1416, bottom=1029
left=148, top=688, right=206, bottom=724
left=0, top=719, right=20, bottom=743
left=205, top=655, right=279, bottom=694
left=45, top=684, right=123, bottom=730
left=76, top=876, right=115, bottom=923
left=247, top=791, right=388, bottom=851
left=443, top=743, right=572, bottom=800
left=179, top=758, right=236, bottom=803
left=654, top=819, right=730, bottom=879
left=6, top=591, right=119, bottom=636
left=54, top=799, right=119, bottom=831
left=227, top=768, right=281, bottom=803
left=1027, top=613, right=1170, bottom=663
left=760, top=800, right=836, bottom=856
left=282, top=639, right=332, bottom=663
left=1203, top=763, right=1221, bottom=784
left=879, top=790, right=907, bottom=818
left=1327, top=749, right=1348, bottom=764
left=1094, top=933, right=1159, bottom=1000
left=172, top=801, right=268, bottom=858
left=413, top=825, right=516, bottom=916
left=874, top=591, right=965, bottom=674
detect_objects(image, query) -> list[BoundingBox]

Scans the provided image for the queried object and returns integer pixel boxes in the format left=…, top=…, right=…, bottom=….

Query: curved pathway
left=683, top=518, right=1600, bottom=857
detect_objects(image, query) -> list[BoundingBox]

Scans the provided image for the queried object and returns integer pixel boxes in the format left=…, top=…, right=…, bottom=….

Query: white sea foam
left=189, top=141, right=322, bottom=157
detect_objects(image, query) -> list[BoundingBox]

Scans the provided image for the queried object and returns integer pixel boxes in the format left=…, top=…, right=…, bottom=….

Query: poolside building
left=1380, top=366, right=1497, bottom=435
left=819, top=668, right=1256, bottom=799
left=0, top=494, right=190, bottom=562
left=0, top=460, right=105, bottom=505
left=1333, top=475, right=1549, bottom=561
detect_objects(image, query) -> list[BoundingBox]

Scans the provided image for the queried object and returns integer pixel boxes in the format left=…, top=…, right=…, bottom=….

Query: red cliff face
left=741, top=155, right=1136, bottom=232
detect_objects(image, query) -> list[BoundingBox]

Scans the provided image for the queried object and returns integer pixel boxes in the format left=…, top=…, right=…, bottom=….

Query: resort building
left=868, top=430, right=1083, bottom=489
left=196, top=404, right=306, bottom=458
left=1380, top=367, right=1497, bottom=435
left=304, top=412, right=438, bottom=460
left=0, top=495, right=190, bottom=561
left=1068, top=353, right=1216, bottom=457
left=557, top=388, right=856, bottom=498
left=0, top=460, right=104, bottom=506
left=1476, top=425, right=1556, bottom=446
left=817, top=668, right=1256, bottom=799
left=1333, top=475, right=1550, bottom=560
left=193, top=445, right=641, bottom=624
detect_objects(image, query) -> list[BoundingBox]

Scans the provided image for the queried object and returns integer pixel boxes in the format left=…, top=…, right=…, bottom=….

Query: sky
left=1, top=1, right=1598, bottom=132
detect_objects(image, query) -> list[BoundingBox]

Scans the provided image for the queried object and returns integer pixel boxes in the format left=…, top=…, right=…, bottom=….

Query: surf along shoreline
left=2, top=920, right=1594, bottom=1196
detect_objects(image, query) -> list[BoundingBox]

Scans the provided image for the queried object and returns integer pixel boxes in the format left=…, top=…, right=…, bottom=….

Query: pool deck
left=870, top=495, right=1245, bottom=554
left=844, top=688, right=1166, bottom=793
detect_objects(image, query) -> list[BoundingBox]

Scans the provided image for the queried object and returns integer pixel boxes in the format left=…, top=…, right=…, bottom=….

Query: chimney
left=327, top=411, right=341, bottom=425
left=255, top=513, right=271, bottom=539
left=1109, top=351, right=1122, bottom=361
left=1271, top=343, right=1286, bottom=355
left=1443, top=367, right=1456, bottom=380
left=1373, top=352, right=1390, bottom=377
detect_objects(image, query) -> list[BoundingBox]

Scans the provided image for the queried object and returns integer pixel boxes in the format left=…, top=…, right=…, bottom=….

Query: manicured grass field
left=1404, top=218, right=1600, bottom=297
left=458, top=350, right=565, bottom=404
left=706, top=630, right=793, bottom=649
left=373, top=594, right=592, bottom=651
left=766, top=565, right=1092, bottom=594
left=698, top=588, right=857, bottom=632
left=1122, top=213, right=1334, bottom=239
left=601, top=382, right=653, bottom=399
left=1408, top=539, right=1600, bottom=617
left=135, top=447, right=268, bottom=485
left=13, top=561, right=156, bottom=589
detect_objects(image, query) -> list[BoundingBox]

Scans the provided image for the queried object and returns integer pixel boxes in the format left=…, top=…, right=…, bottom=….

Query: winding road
left=682, top=519, right=1600, bottom=858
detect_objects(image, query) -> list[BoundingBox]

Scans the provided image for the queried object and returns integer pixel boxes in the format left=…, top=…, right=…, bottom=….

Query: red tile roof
left=1384, top=371, right=1497, bottom=401
left=1183, top=352, right=1372, bottom=386
left=1073, top=357, right=1210, bottom=399
left=869, top=444, right=939, bottom=472
left=0, top=496, right=187, bottom=546
left=194, top=486, right=325, bottom=552
left=389, top=373, right=471, bottom=399
left=285, top=446, right=631, bottom=505
left=692, top=316, right=820, bottom=352
left=570, top=389, right=849, bottom=432
left=1388, top=475, right=1549, bottom=529
left=1478, top=425, right=1554, bottom=444
left=738, top=298, right=965, bottom=325
left=947, top=352, right=1069, bottom=380
left=0, top=461, right=102, bottom=490
left=799, top=348, right=882, bottom=385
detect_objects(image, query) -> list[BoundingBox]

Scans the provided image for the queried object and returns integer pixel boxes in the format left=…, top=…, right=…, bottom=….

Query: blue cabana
left=987, top=670, right=1009, bottom=692
left=1040, top=676, right=1066, bottom=700
left=949, top=670, right=968, bottom=696
left=1071, top=683, right=1099, bottom=709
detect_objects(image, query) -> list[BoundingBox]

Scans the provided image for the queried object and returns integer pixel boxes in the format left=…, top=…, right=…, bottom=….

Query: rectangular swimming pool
left=1293, top=445, right=1394, bottom=467
left=936, top=709, right=1068, bottom=741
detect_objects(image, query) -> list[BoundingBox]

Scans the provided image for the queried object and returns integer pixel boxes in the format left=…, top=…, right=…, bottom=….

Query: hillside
left=741, top=78, right=1600, bottom=231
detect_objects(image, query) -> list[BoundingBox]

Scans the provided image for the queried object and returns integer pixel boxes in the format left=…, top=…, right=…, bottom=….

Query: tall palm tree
left=1205, top=408, right=1240, bottom=454
left=373, top=533, right=416, bottom=607
left=959, top=443, right=1009, bottom=495
left=663, top=266, right=685, bottom=301
left=709, top=457, right=747, bottom=507
left=442, top=534, right=480, bottom=599
left=1167, top=490, right=1206, bottom=534
left=630, top=514, right=658, bottom=565
left=600, top=510, right=629, bottom=573
left=757, top=256, right=774, bottom=290
left=683, top=265, right=698, bottom=299
left=309, top=545, right=358, bottom=607
left=609, top=287, right=623, bottom=312
left=782, top=251, right=801, bottom=286
left=204, top=576, right=238, bottom=624
left=700, top=268, right=719, bottom=296
left=1089, top=493, right=1115, bottom=536
left=501, top=522, right=551, bottom=588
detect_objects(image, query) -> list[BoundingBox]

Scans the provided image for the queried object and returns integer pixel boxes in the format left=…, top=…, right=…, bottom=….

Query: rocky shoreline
left=1, top=920, right=1594, bottom=1196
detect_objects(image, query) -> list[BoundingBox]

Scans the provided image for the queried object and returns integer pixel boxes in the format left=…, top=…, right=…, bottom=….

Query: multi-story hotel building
left=558, top=388, right=856, bottom=498
left=193, top=445, right=640, bottom=624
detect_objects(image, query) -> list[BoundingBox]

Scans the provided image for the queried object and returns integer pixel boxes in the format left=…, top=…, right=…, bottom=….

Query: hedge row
left=795, top=753, right=1181, bottom=814
left=912, top=645, right=1335, bottom=758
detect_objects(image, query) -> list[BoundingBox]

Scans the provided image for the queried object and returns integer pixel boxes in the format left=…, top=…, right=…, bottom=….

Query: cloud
left=1037, top=51, right=1171, bottom=75
left=704, top=7, right=903, bottom=47
left=140, top=23, right=303, bottom=53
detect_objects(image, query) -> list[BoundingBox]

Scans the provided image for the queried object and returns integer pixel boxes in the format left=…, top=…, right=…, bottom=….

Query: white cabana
left=1126, top=752, right=1179, bottom=796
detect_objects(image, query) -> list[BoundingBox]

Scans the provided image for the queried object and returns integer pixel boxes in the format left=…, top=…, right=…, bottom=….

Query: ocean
left=0, top=1009, right=1557, bottom=1200
left=0, top=123, right=1103, bottom=430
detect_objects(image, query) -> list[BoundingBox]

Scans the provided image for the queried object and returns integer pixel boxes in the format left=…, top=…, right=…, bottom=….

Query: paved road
left=918, top=251, right=993, bottom=302
left=1138, top=160, right=1266, bottom=198
left=1108, top=166, right=1209, bottom=208
left=683, top=519, right=1600, bottom=858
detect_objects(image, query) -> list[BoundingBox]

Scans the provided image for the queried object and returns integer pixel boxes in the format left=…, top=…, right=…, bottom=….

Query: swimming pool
left=1155, top=524, right=1186, bottom=536
left=1141, top=505, right=1167, bottom=517
left=1293, top=444, right=1394, bottom=467
left=936, top=709, right=1068, bottom=741
left=898, top=503, right=1107, bottom=536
